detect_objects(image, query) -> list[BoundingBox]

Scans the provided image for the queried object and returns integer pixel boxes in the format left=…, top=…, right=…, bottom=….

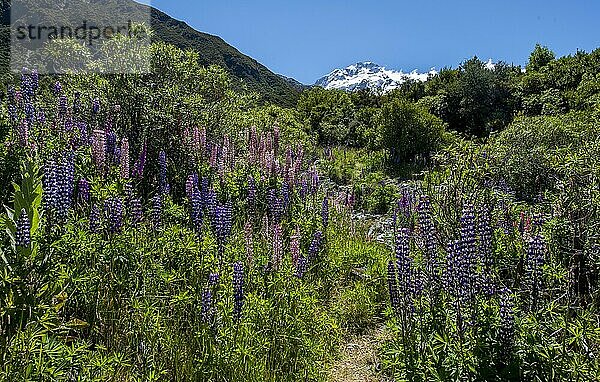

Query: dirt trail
left=328, top=325, right=391, bottom=382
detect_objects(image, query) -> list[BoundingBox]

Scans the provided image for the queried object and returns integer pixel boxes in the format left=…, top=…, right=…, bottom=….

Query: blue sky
left=138, top=1, right=600, bottom=84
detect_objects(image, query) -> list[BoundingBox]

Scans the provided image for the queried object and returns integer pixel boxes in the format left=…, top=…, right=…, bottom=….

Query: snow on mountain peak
left=315, top=62, right=437, bottom=92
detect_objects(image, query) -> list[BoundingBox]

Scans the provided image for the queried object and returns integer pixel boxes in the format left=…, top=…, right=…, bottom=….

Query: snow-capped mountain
left=315, top=62, right=437, bottom=92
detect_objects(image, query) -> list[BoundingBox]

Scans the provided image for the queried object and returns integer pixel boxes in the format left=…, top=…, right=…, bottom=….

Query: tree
left=377, top=98, right=446, bottom=162
left=526, top=44, right=555, bottom=72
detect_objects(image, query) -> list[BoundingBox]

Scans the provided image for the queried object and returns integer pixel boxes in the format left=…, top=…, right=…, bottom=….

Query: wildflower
left=92, top=129, right=106, bottom=172
left=120, top=138, right=130, bottom=179
left=214, top=202, right=233, bottom=259
left=104, top=197, right=124, bottom=234
left=267, top=188, right=284, bottom=223
left=129, top=197, right=143, bottom=224
left=78, top=178, right=90, bottom=204
left=322, top=195, right=329, bottom=230
left=388, top=260, right=400, bottom=313
left=209, top=273, right=220, bottom=287
left=151, top=195, right=162, bottom=229
left=290, top=226, right=300, bottom=267
left=92, top=98, right=100, bottom=114
left=307, top=231, right=323, bottom=264
left=190, top=186, right=203, bottom=233
left=272, top=223, right=283, bottom=269
left=295, top=256, right=308, bottom=278
left=525, top=234, right=545, bottom=309
left=201, top=289, right=214, bottom=324
left=498, top=288, right=515, bottom=360
left=15, top=209, right=31, bottom=247
left=244, top=221, right=254, bottom=266
left=233, top=261, right=245, bottom=321
left=44, top=153, right=75, bottom=222
left=132, top=140, right=147, bottom=178
left=89, top=203, right=101, bottom=233
left=158, top=150, right=170, bottom=195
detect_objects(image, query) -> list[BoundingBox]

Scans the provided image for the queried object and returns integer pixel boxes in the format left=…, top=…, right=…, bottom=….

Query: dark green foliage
left=378, top=98, right=446, bottom=163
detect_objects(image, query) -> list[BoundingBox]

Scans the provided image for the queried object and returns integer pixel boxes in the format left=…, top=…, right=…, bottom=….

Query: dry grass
left=328, top=325, right=392, bottom=382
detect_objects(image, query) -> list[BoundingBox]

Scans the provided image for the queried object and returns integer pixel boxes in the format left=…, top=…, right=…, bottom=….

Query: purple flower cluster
left=244, top=221, right=254, bottom=266
left=267, top=188, right=285, bottom=223
left=232, top=261, right=245, bottom=321
left=158, top=150, right=170, bottom=195
left=132, top=141, right=147, bottom=178
left=213, top=202, right=233, bottom=259
left=120, top=138, right=130, bottom=179
left=525, top=234, right=545, bottom=308
left=15, top=209, right=31, bottom=248
left=44, top=153, right=75, bottom=222
left=321, top=196, right=329, bottom=230
left=89, top=203, right=101, bottom=233
left=78, top=178, right=90, bottom=205
left=201, top=289, right=214, bottom=325
left=129, top=197, right=144, bottom=223
left=190, top=185, right=203, bottom=234
left=272, top=223, right=283, bottom=269
left=151, top=195, right=162, bottom=229
left=418, top=196, right=440, bottom=297
left=498, top=287, right=515, bottom=359
left=307, top=231, right=323, bottom=264
left=104, top=197, right=124, bottom=234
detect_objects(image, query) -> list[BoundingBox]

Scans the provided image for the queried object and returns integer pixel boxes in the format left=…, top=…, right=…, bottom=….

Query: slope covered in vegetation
left=1, top=33, right=600, bottom=382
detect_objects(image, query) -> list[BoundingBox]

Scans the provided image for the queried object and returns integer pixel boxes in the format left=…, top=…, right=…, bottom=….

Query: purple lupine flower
left=72, top=92, right=81, bottom=115
left=92, top=98, right=100, bottom=114
left=267, top=188, right=284, bottom=223
left=44, top=153, right=75, bottom=222
left=104, top=197, right=124, bottom=234
left=272, top=223, right=283, bottom=269
left=498, top=288, right=515, bottom=360
left=186, top=174, right=199, bottom=200
left=129, top=197, right=143, bottom=223
left=158, top=150, right=170, bottom=195
left=418, top=196, right=439, bottom=297
left=105, top=131, right=117, bottom=164
left=247, top=176, right=256, bottom=211
left=300, top=179, right=308, bottom=199
left=273, top=125, right=280, bottom=158
left=53, top=81, right=62, bottom=96
left=525, top=234, right=545, bottom=309
left=120, top=138, right=130, bottom=179
left=24, top=101, right=35, bottom=125
left=459, top=205, right=477, bottom=297
left=395, top=228, right=414, bottom=302
left=295, top=256, right=308, bottom=278
left=37, top=109, right=46, bottom=125
left=58, top=95, right=68, bottom=117
left=290, top=226, right=300, bottom=267
left=201, top=289, right=214, bottom=325
left=321, top=196, right=329, bottom=230
left=17, top=122, right=28, bottom=147
left=78, top=178, right=90, bottom=205
left=132, top=140, right=147, bottom=178
left=214, top=202, right=233, bottom=260
left=388, top=260, right=400, bottom=313
left=232, top=261, right=245, bottom=321
left=92, top=129, right=106, bottom=172
left=244, top=221, right=254, bottom=266
left=307, top=231, right=323, bottom=264
left=151, top=194, right=162, bottom=229
left=89, top=203, right=101, bottom=233
left=190, top=186, right=203, bottom=233
left=15, top=209, right=31, bottom=248
left=209, top=273, right=220, bottom=287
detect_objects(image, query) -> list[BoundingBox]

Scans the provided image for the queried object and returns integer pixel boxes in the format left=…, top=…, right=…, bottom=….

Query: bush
left=377, top=98, right=447, bottom=163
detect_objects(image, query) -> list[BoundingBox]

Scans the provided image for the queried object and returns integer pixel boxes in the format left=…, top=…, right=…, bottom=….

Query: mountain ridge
left=0, top=0, right=302, bottom=106
left=315, top=61, right=437, bottom=92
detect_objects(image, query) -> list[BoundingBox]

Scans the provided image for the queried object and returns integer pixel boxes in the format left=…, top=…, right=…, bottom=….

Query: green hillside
left=0, top=0, right=301, bottom=106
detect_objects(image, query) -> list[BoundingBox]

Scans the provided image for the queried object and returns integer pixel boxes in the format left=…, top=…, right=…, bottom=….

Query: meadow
left=1, top=40, right=600, bottom=381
